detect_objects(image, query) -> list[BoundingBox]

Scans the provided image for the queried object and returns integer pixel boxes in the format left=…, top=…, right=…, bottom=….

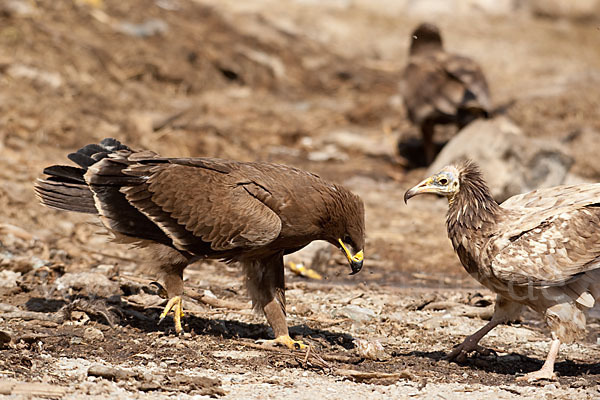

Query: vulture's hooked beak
left=404, top=177, right=436, bottom=204
left=338, top=238, right=364, bottom=275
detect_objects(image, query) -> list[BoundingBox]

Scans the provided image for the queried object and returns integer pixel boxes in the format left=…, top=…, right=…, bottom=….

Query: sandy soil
left=1, top=0, right=600, bottom=398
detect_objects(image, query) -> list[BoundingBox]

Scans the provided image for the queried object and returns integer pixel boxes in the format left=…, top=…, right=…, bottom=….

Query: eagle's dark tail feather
left=34, top=138, right=130, bottom=214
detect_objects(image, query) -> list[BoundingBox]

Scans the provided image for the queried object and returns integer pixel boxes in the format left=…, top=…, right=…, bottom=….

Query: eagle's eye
left=343, top=235, right=353, bottom=246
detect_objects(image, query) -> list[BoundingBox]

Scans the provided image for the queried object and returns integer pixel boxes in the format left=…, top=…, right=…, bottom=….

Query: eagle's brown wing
left=402, top=51, right=490, bottom=124
left=87, top=154, right=282, bottom=254
left=489, top=184, right=600, bottom=287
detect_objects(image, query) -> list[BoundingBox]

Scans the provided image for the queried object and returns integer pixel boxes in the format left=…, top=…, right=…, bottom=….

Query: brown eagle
left=35, top=138, right=365, bottom=349
left=402, top=23, right=491, bottom=165
left=405, top=160, right=600, bottom=381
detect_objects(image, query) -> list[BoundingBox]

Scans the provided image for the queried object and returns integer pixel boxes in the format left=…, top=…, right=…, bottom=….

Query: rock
left=562, top=128, right=600, bottom=180
left=0, top=270, right=21, bottom=288
left=354, top=338, right=390, bottom=360
left=284, top=241, right=332, bottom=275
left=0, top=0, right=38, bottom=17
left=116, top=19, right=169, bottom=38
left=353, top=0, right=519, bottom=17
left=323, top=130, right=396, bottom=158
left=171, top=375, right=225, bottom=397
left=307, top=144, right=349, bottom=162
left=421, top=313, right=454, bottom=330
left=55, top=272, right=121, bottom=298
left=87, top=365, right=132, bottom=381
left=333, top=305, right=376, bottom=323
left=6, top=64, right=62, bottom=88
left=83, top=327, right=105, bottom=342
left=406, top=0, right=517, bottom=16
left=428, top=117, right=573, bottom=202
left=529, top=0, right=600, bottom=20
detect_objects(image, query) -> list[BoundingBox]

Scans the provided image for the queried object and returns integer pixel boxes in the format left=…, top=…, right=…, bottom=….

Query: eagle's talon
left=158, top=295, right=184, bottom=334
left=150, top=281, right=169, bottom=299
left=256, top=335, right=307, bottom=350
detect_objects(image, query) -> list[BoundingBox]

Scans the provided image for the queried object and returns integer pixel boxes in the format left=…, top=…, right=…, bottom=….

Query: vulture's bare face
left=404, top=166, right=460, bottom=202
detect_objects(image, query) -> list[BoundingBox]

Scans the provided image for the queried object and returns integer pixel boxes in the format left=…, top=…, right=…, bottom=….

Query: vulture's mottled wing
left=89, top=155, right=282, bottom=253
left=402, top=52, right=489, bottom=124
left=490, top=184, right=600, bottom=287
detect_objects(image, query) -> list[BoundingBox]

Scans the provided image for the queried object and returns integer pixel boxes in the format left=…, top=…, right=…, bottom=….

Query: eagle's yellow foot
left=288, top=261, right=322, bottom=280
left=158, top=295, right=185, bottom=334
left=256, top=335, right=307, bottom=350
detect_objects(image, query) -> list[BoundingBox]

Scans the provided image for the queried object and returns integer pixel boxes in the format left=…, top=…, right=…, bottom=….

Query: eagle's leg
left=516, top=336, right=560, bottom=382
left=246, top=255, right=307, bottom=350
left=152, top=250, right=188, bottom=335
left=261, top=299, right=307, bottom=350
left=446, top=296, right=522, bottom=363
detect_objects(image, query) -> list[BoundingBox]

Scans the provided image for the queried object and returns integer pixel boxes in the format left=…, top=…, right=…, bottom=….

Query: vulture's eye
left=438, top=177, right=448, bottom=185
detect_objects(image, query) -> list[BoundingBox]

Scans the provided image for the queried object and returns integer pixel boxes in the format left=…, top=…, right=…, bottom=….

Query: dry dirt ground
left=1, top=0, right=600, bottom=398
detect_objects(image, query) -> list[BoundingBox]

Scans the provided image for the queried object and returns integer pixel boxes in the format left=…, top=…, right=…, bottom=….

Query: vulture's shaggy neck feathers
left=446, top=161, right=501, bottom=234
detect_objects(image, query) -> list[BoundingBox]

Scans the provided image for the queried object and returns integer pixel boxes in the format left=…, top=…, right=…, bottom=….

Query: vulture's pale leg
left=447, top=296, right=522, bottom=363
left=516, top=338, right=560, bottom=382
left=445, top=318, right=501, bottom=362
left=247, top=255, right=307, bottom=350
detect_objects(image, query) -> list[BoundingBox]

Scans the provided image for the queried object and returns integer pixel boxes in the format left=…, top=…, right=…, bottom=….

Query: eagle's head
left=322, top=186, right=365, bottom=275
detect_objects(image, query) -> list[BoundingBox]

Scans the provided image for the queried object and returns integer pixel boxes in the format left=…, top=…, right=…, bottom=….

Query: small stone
left=0, top=270, right=21, bottom=288
left=87, top=364, right=131, bottom=381
left=84, top=327, right=105, bottom=342
left=70, top=337, right=83, bottom=345
left=333, top=305, right=376, bottom=323
left=55, top=272, right=120, bottom=298
left=354, top=338, right=390, bottom=360
left=139, top=382, right=161, bottom=391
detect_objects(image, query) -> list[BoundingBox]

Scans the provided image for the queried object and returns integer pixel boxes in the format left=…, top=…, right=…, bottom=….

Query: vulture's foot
left=158, top=295, right=184, bottom=334
left=256, top=335, right=307, bottom=350
left=516, top=368, right=557, bottom=382
left=446, top=340, right=497, bottom=363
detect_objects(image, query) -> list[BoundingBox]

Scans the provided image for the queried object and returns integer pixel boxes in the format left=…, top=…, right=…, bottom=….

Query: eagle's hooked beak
left=404, top=177, right=435, bottom=204
left=338, top=238, right=364, bottom=275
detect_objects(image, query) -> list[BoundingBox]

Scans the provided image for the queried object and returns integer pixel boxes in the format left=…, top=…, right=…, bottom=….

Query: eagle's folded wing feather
left=113, top=161, right=282, bottom=253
